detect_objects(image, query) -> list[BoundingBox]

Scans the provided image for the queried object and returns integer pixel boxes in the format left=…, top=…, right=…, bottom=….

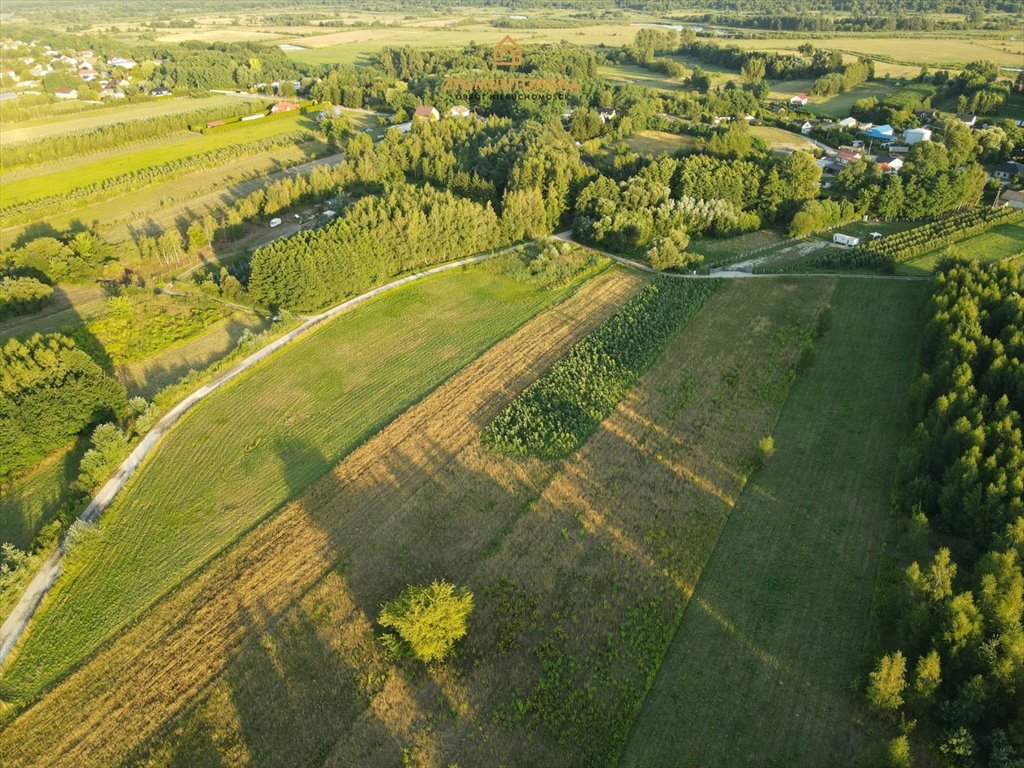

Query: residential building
left=413, top=104, right=440, bottom=121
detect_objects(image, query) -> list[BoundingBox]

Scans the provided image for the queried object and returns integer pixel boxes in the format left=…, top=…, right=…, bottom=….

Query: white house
left=838, top=116, right=858, bottom=129
left=833, top=233, right=860, bottom=247
left=904, top=127, right=932, bottom=144
left=790, top=93, right=808, bottom=106
left=449, top=104, right=471, bottom=118
left=800, top=120, right=813, bottom=135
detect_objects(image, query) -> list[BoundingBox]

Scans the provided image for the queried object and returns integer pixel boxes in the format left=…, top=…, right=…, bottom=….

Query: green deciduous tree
left=378, top=580, right=473, bottom=663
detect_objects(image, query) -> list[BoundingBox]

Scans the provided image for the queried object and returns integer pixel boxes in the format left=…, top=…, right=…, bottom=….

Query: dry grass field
left=624, top=130, right=696, bottom=156
left=0, top=275, right=838, bottom=767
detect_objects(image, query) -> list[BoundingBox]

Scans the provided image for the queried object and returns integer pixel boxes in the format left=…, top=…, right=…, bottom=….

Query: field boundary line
left=0, top=248, right=508, bottom=663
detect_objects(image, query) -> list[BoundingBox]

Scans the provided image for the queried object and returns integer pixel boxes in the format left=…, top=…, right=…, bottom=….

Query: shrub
left=378, top=580, right=474, bottom=663
left=484, top=278, right=719, bottom=458
left=0, top=276, right=53, bottom=319
left=756, top=436, right=775, bottom=467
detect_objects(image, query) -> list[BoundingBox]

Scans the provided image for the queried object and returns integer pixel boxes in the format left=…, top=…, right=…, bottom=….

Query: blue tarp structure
left=864, top=124, right=894, bottom=140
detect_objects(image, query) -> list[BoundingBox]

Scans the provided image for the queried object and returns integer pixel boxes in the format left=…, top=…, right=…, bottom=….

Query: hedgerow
left=815, top=207, right=1023, bottom=271
left=484, top=277, right=719, bottom=458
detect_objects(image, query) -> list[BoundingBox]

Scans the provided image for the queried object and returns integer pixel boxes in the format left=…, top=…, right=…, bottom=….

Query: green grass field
left=0, top=112, right=315, bottom=207
left=624, top=129, right=696, bottom=155
left=0, top=444, right=84, bottom=552
left=0, top=262, right=603, bottom=708
left=749, top=124, right=818, bottom=151
left=811, top=82, right=897, bottom=117
left=622, top=277, right=928, bottom=767
left=598, top=63, right=687, bottom=91
left=898, top=221, right=1024, bottom=274
left=0, top=94, right=271, bottom=147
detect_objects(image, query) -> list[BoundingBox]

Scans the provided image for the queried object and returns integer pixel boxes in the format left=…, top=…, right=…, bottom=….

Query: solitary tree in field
left=379, top=580, right=473, bottom=663
left=868, top=651, right=907, bottom=713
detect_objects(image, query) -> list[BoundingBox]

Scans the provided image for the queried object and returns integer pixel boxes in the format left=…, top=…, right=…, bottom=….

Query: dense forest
left=871, top=259, right=1023, bottom=767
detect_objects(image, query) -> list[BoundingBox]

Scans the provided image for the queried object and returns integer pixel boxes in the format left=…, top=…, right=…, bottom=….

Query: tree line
left=868, top=258, right=1023, bottom=767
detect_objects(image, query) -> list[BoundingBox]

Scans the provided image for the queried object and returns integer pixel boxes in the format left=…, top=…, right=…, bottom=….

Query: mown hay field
left=1, top=276, right=836, bottom=767
left=622, top=278, right=929, bottom=767
left=0, top=111, right=315, bottom=207
left=0, top=262, right=617, bottom=713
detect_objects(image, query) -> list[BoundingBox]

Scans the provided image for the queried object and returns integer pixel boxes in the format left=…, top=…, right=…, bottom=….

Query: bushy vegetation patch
left=0, top=276, right=53, bottom=318
left=0, top=334, right=125, bottom=481
left=484, top=277, right=718, bottom=458
left=487, top=241, right=602, bottom=288
left=78, top=295, right=224, bottom=365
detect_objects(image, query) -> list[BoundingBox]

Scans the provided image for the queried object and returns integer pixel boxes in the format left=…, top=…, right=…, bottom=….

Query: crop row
left=483, top=277, right=719, bottom=458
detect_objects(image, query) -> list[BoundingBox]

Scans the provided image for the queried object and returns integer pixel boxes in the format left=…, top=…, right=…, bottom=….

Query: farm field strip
left=0, top=112, right=314, bottom=207
left=1, top=276, right=833, bottom=767
left=0, top=262, right=618, bottom=711
left=0, top=141, right=334, bottom=251
left=622, top=278, right=928, bottom=767
left=0, top=268, right=644, bottom=767
left=0, top=94, right=269, bottom=147
left=731, top=35, right=1024, bottom=67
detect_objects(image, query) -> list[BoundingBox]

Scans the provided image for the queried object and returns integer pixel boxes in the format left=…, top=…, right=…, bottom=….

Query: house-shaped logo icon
left=492, top=35, right=523, bottom=68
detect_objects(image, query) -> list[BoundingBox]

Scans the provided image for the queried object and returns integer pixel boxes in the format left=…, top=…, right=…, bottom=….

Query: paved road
left=0, top=249, right=507, bottom=662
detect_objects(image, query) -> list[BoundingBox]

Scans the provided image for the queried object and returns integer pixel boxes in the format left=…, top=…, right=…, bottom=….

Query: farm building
left=995, top=189, right=1024, bottom=209
left=833, top=233, right=860, bottom=247
left=413, top=104, right=440, bottom=121
left=838, top=116, right=858, bottom=129
left=790, top=93, right=808, bottom=106
left=904, top=127, right=932, bottom=144
left=864, top=124, right=894, bottom=141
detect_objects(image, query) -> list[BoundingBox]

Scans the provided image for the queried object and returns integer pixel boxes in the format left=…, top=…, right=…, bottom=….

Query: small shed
left=833, top=233, right=860, bottom=247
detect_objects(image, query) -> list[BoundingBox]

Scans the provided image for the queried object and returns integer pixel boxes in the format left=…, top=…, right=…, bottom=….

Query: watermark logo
left=492, top=35, right=524, bottom=68
left=443, top=36, right=580, bottom=99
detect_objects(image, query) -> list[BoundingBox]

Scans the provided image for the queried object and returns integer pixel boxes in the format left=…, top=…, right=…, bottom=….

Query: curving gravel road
left=0, top=250, right=502, bottom=662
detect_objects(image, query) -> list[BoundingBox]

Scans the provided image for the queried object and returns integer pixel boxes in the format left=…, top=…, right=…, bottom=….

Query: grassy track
left=0, top=262, right=604, bottom=711
left=0, top=276, right=836, bottom=767
left=1, top=112, right=314, bottom=207
left=622, top=278, right=928, bottom=767
left=0, top=445, right=84, bottom=552
left=0, top=95, right=269, bottom=147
